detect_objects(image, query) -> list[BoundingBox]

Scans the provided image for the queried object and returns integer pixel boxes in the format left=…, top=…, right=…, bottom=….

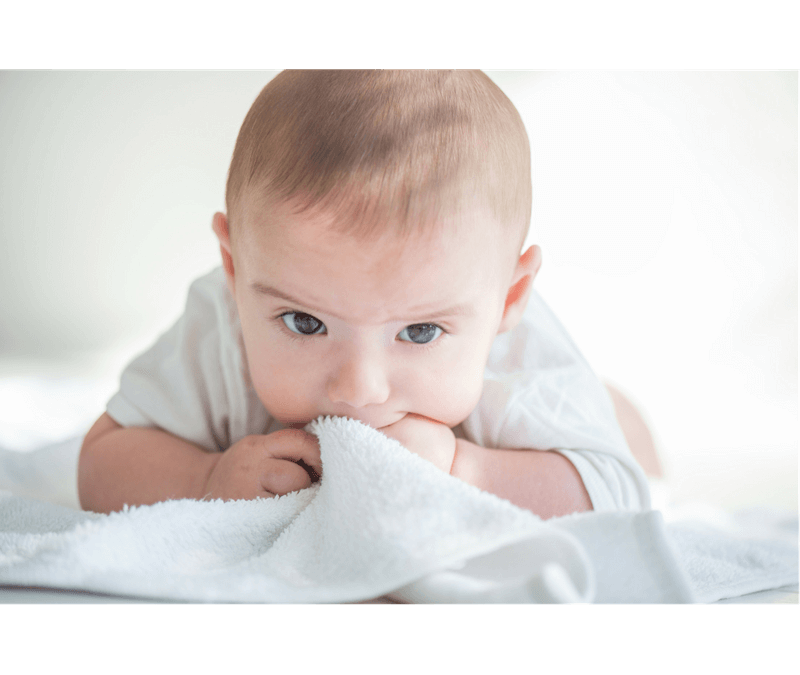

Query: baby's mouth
left=291, top=412, right=407, bottom=430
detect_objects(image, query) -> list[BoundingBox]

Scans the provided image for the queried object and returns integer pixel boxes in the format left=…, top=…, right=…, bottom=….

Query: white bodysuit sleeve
left=460, top=290, right=651, bottom=512
left=105, top=267, right=270, bottom=452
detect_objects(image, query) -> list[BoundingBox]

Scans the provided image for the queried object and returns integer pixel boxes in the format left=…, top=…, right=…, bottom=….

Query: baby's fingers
left=261, top=458, right=313, bottom=496
left=264, top=429, right=322, bottom=478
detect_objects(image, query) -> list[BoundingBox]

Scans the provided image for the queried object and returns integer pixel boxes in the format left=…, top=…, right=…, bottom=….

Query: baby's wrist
left=451, top=438, right=481, bottom=484
left=194, top=450, right=222, bottom=500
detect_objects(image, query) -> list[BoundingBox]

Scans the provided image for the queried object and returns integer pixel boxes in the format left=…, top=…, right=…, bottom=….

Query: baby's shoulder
left=169, top=267, right=244, bottom=371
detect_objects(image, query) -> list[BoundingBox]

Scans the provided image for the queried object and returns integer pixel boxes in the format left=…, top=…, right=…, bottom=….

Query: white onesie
left=106, top=266, right=650, bottom=512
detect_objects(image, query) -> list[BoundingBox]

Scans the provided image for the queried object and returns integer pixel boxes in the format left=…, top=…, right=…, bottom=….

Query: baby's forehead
left=243, top=201, right=502, bottom=314
left=238, top=194, right=514, bottom=285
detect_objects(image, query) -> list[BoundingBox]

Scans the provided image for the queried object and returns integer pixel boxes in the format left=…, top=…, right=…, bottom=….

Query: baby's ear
left=497, top=245, right=542, bottom=334
left=212, top=212, right=236, bottom=294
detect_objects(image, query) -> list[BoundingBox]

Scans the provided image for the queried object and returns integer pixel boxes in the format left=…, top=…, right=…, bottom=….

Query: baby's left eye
left=397, top=324, right=443, bottom=344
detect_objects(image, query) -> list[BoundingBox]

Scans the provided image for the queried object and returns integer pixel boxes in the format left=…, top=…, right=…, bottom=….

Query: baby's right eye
left=281, top=312, right=327, bottom=336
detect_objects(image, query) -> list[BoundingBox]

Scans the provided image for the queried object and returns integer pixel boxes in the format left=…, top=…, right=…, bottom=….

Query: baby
left=78, top=71, right=651, bottom=518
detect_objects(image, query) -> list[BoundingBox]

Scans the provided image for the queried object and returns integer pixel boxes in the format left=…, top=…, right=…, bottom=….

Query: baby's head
left=213, top=70, right=541, bottom=430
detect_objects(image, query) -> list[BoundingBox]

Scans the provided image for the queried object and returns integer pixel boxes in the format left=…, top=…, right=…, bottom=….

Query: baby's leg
left=604, top=384, right=662, bottom=478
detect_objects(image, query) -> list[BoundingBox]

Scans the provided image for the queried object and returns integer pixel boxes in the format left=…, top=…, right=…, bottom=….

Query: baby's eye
left=397, top=323, right=443, bottom=344
left=281, top=312, right=327, bottom=336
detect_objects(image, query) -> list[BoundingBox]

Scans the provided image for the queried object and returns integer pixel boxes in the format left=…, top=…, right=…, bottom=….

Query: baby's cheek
left=254, top=382, right=315, bottom=425
left=426, top=363, right=486, bottom=428
left=248, top=357, right=312, bottom=422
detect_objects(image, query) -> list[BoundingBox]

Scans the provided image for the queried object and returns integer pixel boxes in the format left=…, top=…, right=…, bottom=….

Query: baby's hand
left=379, top=413, right=457, bottom=474
left=202, top=430, right=322, bottom=501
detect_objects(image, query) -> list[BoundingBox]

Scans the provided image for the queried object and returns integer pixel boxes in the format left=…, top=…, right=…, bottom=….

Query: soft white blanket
left=0, top=416, right=796, bottom=603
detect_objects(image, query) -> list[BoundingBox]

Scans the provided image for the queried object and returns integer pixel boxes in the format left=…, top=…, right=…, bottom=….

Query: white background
left=0, top=70, right=796, bottom=510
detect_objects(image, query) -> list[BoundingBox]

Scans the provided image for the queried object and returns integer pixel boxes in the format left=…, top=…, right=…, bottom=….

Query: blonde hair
left=226, top=70, right=531, bottom=249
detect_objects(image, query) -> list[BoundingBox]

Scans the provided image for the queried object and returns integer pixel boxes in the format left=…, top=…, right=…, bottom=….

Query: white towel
left=0, top=416, right=796, bottom=603
left=666, top=516, right=799, bottom=603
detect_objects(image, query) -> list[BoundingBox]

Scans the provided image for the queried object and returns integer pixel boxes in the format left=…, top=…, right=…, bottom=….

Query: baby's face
left=225, top=199, right=517, bottom=431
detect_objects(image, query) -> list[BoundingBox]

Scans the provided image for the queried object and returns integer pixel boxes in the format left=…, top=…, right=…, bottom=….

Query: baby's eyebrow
left=250, top=282, right=351, bottom=321
left=250, top=281, right=475, bottom=322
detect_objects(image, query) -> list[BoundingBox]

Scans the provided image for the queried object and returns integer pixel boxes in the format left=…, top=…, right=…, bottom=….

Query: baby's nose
left=326, top=349, right=390, bottom=409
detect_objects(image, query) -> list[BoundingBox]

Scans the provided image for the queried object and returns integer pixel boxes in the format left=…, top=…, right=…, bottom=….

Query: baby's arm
left=450, top=440, right=591, bottom=518
left=79, top=413, right=216, bottom=512
left=451, top=384, right=662, bottom=515
left=78, top=413, right=322, bottom=514
left=382, top=384, right=657, bottom=517
left=381, top=414, right=590, bottom=519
